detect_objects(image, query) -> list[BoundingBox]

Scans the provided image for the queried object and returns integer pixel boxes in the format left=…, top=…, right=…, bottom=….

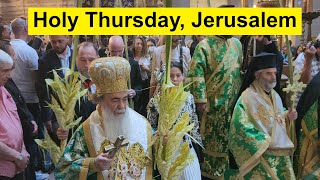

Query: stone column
left=241, top=0, right=248, bottom=7
left=172, top=0, right=190, bottom=7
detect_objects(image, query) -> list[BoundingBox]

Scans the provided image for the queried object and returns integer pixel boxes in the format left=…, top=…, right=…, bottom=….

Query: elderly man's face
left=109, top=43, right=124, bottom=57
left=256, top=68, right=277, bottom=91
left=0, top=63, right=13, bottom=86
left=102, top=91, right=128, bottom=116
left=76, top=46, right=97, bottom=78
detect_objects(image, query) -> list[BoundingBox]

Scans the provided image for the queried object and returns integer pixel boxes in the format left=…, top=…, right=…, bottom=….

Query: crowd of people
left=1, top=14, right=320, bottom=180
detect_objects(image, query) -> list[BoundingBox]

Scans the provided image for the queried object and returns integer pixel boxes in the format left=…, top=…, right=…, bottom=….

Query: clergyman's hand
left=56, top=128, right=69, bottom=140
left=94, top=153, right=114, bottom=172
left=287, top=108, right=298, bottom=121
left=196, top=103, right=207, bottom=114
left=128, top=89, right=137, bottom=98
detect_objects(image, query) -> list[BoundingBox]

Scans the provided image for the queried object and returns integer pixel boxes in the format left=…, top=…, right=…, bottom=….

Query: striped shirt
left=0, top=86, right=26, bottom=178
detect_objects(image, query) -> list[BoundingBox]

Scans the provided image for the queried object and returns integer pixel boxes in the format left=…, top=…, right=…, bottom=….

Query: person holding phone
left=293, top=40, right=320, bottom=107
left=132, top=36, right=151, bottom=117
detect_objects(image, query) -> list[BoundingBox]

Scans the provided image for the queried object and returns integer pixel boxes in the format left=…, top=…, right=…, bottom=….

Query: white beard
left=258, top=78, right=276, bottom=92
left=101, top=106, right=132, bottom=142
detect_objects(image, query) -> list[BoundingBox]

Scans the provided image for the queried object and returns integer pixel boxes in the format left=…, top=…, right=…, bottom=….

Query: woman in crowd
left=147, top=61, right=202, bottom=180
left=132, top=36, right=151, bottom=117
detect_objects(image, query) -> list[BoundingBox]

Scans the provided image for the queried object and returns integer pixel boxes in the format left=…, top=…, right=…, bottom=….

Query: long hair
left=0, top=40, right=11, bottom=54
left=132, top=36, right=148, bottom=57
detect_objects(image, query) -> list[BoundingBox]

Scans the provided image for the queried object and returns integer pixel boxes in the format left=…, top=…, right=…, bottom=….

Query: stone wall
left=0, top=0, right=74, bottom=23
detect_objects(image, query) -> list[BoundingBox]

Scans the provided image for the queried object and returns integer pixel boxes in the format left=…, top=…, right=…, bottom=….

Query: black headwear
left=218, top=5, right=235, bottom=8
left=228, top=52, right=277, bottom=170
left=238, top=52, right=277, bottom=97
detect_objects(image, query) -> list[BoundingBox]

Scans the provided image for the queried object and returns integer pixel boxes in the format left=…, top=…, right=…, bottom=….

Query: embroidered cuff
left=194, top=98, right=207, bottom=103
left=90, top=158, right=99, bottom=173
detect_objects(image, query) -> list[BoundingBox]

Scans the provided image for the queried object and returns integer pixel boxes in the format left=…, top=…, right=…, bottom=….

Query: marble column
left=241, top=0, right=248, bottom=7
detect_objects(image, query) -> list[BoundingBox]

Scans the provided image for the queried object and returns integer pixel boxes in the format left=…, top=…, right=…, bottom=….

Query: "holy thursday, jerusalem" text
left=32, top=11, right=296, bottom=32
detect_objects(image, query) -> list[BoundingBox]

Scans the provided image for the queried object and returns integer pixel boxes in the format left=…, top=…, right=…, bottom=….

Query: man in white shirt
left=10, top=17, right=40, bottom=124
left=150, top=35, right=191, bottom=97
left=293, top=41, right=320, bottom=107
left=50, top=36, right=71, bottom=75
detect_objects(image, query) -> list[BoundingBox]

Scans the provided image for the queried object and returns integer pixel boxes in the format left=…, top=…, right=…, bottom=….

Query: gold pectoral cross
left=103, top=135, right=129, bottom=158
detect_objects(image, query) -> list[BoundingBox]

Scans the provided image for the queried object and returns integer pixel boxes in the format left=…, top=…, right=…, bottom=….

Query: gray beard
left=102, top=107, right=131, bottom=142
left=258, top=78, right=276, bottom=92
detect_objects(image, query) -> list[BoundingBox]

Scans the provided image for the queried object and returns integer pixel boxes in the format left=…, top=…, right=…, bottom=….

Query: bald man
left=108, top=36, right=143, bottom=114
left=10, top=17, right=40, bottom=136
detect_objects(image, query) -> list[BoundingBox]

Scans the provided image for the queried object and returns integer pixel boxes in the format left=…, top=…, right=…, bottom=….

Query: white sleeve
left=26, top=48, right=39, bottom=71
left=294, top=52, right=305, bottom=74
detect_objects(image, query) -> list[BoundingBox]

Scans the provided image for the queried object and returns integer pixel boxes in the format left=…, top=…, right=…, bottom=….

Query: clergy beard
left=258, top=78, right=276, bottom=92
left=102, top=106, right=131, bottom=141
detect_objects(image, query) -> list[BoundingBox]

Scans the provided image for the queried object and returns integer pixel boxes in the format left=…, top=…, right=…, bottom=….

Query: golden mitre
left=89, top=57, right=130, bottom=95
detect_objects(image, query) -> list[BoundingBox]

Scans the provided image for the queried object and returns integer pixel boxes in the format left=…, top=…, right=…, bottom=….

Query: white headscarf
left=0, top=49, right=13, bottom=69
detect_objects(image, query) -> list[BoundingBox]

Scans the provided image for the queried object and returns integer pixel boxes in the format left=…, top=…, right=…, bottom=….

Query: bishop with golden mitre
left=54, top=57, right=153, bottom=180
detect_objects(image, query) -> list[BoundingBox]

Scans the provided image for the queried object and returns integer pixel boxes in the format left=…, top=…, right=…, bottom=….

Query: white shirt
left=135, top=56, right=151, bottom=81
left=10, top=39, right=39, bottom=103
left=294, top=52, right=320, bottom=107
left=153, top=45, right=191, bottom=77
left=56, top=46, right=71, bottom=75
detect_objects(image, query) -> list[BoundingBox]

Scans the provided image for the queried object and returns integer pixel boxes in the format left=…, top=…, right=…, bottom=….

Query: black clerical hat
left=236, top=52, right=277, bottom=100
left=251, top=52, right=277, bottom=71
left=218, top=5, right=235, bottom=8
